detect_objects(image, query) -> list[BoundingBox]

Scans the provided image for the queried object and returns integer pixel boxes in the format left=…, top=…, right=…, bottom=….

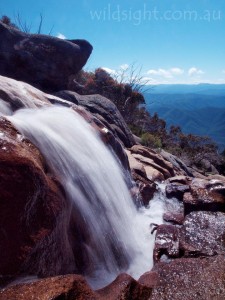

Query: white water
left=0, top=99, right=12, bottom=116
left=8, top=106, right=166, bottom=288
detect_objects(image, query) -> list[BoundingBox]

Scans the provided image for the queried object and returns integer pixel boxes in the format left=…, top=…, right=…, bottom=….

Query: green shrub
left=141, top=133, right=162, bottom=148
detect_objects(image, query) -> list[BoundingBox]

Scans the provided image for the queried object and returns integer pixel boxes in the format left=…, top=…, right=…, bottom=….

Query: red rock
left=153, top=225, right=180, bottom=263
left=163, top=212, right=184, bottom=225
left=130, top=170, right=156, bottom=206
left=0, top=118, right=72, bottom=277
left=97, top=273, right=152, bottom=300
left=138, top=271, right=160, bottom=288
left=0, top=275, right=97, bottom=300
left=130, top=145, right=175, bottom=179
left=183, top=178, right=225, bottom=214
left=168, top=175, right=192, bottom=185
left=180, top=211, right=225, bottom=257
left=150, top=256, right=225, bottom=300
left=165, top=183, right=190, bottom=200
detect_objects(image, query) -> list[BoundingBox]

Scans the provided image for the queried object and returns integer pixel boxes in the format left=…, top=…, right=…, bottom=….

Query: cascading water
left=8, top=106, right=166, bottom=288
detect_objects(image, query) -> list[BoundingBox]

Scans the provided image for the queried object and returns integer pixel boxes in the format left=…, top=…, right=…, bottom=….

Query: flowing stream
left=8, top=106, right=166, bottom=288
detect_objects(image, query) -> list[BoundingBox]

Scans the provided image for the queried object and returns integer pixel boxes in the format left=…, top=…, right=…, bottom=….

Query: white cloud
left=147, top=68, right=184, bottom=79
left=101, top=67, right=116, bottom=75
left=170, top=68, right=184, bottom=75
left=188, top=67, right=204, bottom=77
left=57, top=33, right=66, bottom=39
left=120, top=64, right=129, bottom=71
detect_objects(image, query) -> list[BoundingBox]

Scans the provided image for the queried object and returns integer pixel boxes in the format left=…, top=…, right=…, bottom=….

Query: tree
left=75, top=68, right=146, bottom=125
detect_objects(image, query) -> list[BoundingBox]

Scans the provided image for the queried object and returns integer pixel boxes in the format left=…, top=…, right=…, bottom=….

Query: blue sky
left=1, top=0, right=225, bottom=84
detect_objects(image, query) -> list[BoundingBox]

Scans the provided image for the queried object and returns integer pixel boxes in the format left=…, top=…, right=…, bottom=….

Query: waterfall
left=8, top=106, right=166, bottom=288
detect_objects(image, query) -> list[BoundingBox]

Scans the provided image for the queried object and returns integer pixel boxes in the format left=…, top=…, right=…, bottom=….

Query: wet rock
left=153, top=225, right=180, bottom=263
left=0, top=118, right=73, bottom=277
left=0, top=75, right=51, bottom=111
left=183, top=178, right=225, bottom=214
left=179, top=211, right=225, bottom=257
left=163, top=212, right=184, bottom=225
left=0, top=22, right=92, bottom=92
left=0, top=275, right=97, bottom=300
left=168, top=175, right=192, bottom=185
left=150, top=255, right=225, bottom=300
left=208, top=174, right=225, bottom=183
left=126, top=149, right=157, bottom=206
left=138, top=271, right=160, bottom=288
left=165, top=183, right=190, bottom=200
left=0, top=273, right=153, bottom=300
left=97, top=273, right=152, bottom=300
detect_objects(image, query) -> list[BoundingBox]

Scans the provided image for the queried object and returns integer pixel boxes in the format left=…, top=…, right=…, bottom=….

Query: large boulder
left=0, top=21, right=92, bottom=92
left=159, top=149, right=193, bottom=177
left=179, top=211, right=225, bottom=257
left=183, top=177, right=225, bottom=214
left=152, top=211, right=225, bottom=263
left=55, top=91, right=136, bottom=148
left=0, top=75, right=51, bottom=111
left=147, top=256, right=225, bottom=299
left=0, top=118, right=75, bottom=278
left=127, top=145, right=175, bottom=182
left=125, top=149, right=156, bottom=206
left=0, top=273, right=153, bottom=300
left=97, top=273, right=152, bottom=300
left=0, top=275, right=97, bottom=300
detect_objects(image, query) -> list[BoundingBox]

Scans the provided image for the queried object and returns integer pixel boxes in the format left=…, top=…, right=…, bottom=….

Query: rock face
left=55, top=90, right=135, bottom=148
left=125, top=145, right=179, bottom=205
left=180, top=211, right=225, bottom=257
left=0, top=75, right=51, bottom=110
left=183, top=178, right=225, bottom=214
left=0, top=22, right=92, bottom=92
left=0, top=275, right=97, bottom=300
left=0, top=273, right=153, bottom=300
left=97, top=273, right=152, bottom=300
left=0, top=118, right=74, bottom=277
left=159, top=149, right=193, bottom=177
left=125, top=149, right=156, bottom=206
left=148, top=256, right=225, bottom=300
left=130, top=145, right=175, bottom=180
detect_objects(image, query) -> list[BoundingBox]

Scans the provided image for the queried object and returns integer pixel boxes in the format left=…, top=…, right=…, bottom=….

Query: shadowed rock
left=54, top=91, right=136, bottom=148
left=183, top=178, right=225, bottom=214
left=0, top=22, right=93, bottom=92
left=0, top=118, right=74, bottom=278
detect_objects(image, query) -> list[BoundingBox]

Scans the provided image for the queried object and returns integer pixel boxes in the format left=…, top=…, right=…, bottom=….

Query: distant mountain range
left=144, top=84, right=225, bottom=150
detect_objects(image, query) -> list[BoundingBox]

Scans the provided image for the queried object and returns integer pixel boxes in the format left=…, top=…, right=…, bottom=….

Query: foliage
left=141, top=133, right=162, bottom=148
left=0, top=14, right=53, bottom=35
left=75, top=68, right=145, bottom=124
